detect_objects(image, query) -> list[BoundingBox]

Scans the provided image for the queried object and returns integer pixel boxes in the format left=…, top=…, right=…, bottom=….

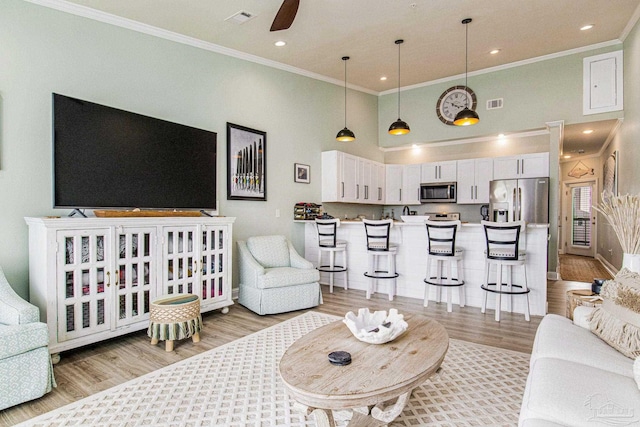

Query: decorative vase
left=622, top=253, right=640, bottom=273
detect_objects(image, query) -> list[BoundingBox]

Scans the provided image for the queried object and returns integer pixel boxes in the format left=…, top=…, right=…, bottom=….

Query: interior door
left=563, top=182, right=596, bottom=257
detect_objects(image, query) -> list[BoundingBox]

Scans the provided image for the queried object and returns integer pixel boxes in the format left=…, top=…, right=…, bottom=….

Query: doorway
left=562, top=181, right=596, bottom=258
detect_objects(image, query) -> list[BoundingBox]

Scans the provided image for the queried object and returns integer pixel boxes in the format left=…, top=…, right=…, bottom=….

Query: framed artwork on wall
left=227, top=123, right=266, bottom=201
left=603, top=150, right=618, bottom=197
left=294, top=163, right=310, bottom=183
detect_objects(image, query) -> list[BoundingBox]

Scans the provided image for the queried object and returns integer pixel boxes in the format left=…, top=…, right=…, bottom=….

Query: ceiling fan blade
left=270, top=0, right=300, bottom=31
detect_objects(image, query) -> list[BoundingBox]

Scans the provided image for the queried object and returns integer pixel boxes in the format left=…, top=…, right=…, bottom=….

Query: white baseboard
left=595, top=254, right=617, bottom=277
left=547, top=271, right=561, bottom=280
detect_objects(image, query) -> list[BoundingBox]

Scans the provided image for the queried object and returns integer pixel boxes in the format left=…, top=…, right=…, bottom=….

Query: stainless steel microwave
left=420, top=182, right=457, bottom=203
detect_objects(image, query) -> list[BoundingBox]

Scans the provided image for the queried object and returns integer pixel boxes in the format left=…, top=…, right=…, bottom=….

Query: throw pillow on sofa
left=589, top=268, right=640, bottom=359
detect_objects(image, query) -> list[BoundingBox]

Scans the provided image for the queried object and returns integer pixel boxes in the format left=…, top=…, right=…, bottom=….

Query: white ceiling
left=44, top=0, right=640, bottom=156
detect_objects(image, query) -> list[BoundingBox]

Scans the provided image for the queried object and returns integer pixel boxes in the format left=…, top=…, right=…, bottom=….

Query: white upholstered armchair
left=238, top=235, right=322, bottom=315
left=0, top=266, right=56, bottom=410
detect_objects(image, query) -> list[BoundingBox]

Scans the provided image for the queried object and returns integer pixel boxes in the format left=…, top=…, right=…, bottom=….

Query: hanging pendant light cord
left=397, top=42, right=401, bottom=118
left=463, top=19, right=470, bottom=107
left=344, top=58, right=348, bottom=127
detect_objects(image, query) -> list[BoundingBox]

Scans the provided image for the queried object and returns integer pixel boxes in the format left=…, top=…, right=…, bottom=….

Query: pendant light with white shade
left=453, top=18, right=480, bottom=127
left=336, top=56, right=356, bottom=142
left=388, top=39, right=410, bottom=135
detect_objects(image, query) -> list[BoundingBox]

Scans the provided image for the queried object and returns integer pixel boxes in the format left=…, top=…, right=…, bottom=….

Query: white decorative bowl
left=343, top=308, right=408, bottom=344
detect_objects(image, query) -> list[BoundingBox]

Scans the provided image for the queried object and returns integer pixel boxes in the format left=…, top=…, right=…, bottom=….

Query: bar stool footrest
left=481, top=283, right=530, bottom=295
left=364, top=271, right=399, bottom=279
left=318, top=265, right=347, bottom=273
left=424, top=277, right=465, bottom=287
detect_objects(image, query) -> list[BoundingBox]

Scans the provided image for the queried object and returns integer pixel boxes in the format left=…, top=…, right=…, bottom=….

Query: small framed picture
left=294, top=163, right=310, bottom=184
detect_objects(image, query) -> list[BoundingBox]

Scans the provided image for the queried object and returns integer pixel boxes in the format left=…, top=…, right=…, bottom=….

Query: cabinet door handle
left=399, top=188, right=402, bottom=201
left=378, top=187, right=382, bottom=201
left=521, top=159, right=524, bottom=175
left=106, top=271, right=111, bottom=287
left=356, top=184, right=359, bottom=199
left=471, top=186, right=473, bottom=199
left=475, top=185, right=478, bottom=200
left=517, top=159, right=520, bottom=175
left=341, top=182, right=344, bottom=198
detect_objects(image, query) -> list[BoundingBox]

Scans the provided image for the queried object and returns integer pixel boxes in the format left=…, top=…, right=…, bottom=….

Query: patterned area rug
left=20, top=312, right=530, bottom=427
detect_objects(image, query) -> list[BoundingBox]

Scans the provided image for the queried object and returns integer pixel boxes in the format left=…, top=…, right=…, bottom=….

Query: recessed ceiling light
left=583, top=129, right=594, bottom=134
left=380, top=76, right=387, bottom=81
left=580, top=24, right=594, bottom=31
left=274, top=40, right=286, bottom=47
left=490, top=49, right=501, bottom=55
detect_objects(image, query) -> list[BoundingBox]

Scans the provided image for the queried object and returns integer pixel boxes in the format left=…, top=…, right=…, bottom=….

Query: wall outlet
left=275, top=209, right=280, bottom=218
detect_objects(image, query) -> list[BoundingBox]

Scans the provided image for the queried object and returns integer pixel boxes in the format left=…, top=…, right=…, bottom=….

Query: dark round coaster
left=328, top=351, right=352, bottom=366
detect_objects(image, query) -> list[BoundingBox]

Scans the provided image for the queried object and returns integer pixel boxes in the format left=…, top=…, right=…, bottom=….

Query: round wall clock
left=436, top=85, right=477, bottom=125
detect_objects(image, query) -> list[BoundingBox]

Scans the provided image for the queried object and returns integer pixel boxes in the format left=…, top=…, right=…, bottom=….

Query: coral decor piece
left=343, top=308, right=408, bottom=344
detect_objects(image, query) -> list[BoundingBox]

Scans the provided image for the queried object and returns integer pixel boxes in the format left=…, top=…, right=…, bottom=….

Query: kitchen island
left=300, top=220, right=549, bottom=317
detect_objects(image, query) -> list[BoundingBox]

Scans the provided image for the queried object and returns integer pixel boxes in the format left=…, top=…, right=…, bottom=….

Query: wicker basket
left=148, top=294, right=202, bottom=349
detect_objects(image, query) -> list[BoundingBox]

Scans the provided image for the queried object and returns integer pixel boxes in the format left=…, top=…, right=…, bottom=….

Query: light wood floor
left=1, top=280, right=590, bottom=427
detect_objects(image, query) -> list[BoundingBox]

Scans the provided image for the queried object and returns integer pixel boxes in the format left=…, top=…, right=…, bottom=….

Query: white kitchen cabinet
left=322, top=150, right=385, bottom=205
left=493, top=152, right=549, bottom=180
left=457, top=158, right=493, bottom=204
left=403, top=164, right=422, bottom=205
left=25, top=216, right=234, bottom=358
left=421, top=161, right=457, bottom=183
left=385, top=164, right=403, bottom=204
left=385, top=164, right=421, bottom=205
left=372, top=162, right=386, bottom=204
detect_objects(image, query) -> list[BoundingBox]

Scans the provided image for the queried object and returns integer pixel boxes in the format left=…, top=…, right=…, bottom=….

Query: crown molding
left=24, top=0, right=627, bottom=98
left=379, top=40, right=622, bottom=96
left=379, top=128, right=549, bottom=152
left=24, top=0, right=379, bottom=95
left=620, top=2, right=640, bottom=42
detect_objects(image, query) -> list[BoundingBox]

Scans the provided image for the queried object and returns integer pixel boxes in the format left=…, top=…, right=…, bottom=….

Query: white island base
left=301, top=221, right=549, bottom=317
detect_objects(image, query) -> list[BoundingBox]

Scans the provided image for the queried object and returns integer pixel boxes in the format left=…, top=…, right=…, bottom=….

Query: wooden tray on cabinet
left=94, top=210, right=202, bottom=218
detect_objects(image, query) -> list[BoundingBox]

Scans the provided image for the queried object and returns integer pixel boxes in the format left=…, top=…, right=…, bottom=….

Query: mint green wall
left=0, top=0, right=379, bottom=298
left=378, top=46, right=624, bottom=148
left=597, top=17, right=640, bottom=268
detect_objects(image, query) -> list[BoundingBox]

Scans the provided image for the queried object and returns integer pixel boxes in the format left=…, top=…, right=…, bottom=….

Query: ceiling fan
left=270, top=0, right=299, bottom=31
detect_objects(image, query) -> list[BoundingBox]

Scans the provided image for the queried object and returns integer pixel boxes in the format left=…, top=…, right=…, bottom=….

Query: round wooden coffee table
left=278, top=314, right=449, bottom=427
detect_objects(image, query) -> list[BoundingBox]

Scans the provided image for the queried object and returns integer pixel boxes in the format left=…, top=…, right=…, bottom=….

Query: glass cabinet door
left=56, top=229, right=111, bottom=341
left=114, top=227, right=155, bottom=328
left=200, top=226, right=228, bottom=308
left=161, top=226, right=197, bottom=296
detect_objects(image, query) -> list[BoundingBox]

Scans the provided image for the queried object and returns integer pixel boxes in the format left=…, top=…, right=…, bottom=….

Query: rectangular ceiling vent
left=225, top=11, right=256, bottom=24
left=486, top=98, right=504, bottom=110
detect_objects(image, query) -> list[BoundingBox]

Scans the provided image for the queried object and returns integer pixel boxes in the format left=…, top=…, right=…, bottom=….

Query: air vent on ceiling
left=225, top=11, right=256, bottom=24
left=486, top=98, right=504, bottom=110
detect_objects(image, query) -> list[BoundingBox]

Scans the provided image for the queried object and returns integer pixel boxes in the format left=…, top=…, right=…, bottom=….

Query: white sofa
left=519, top=312, right=640, bottom=426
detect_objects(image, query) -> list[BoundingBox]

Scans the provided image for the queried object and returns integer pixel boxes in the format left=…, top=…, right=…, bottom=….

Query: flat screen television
left=53, top=93, right=217, bottom=211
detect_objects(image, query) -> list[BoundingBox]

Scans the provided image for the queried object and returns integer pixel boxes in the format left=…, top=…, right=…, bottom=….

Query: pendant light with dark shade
left=453, top=18, right=480, bottom=127
left=336, top=56, right=356, bottom=142
left=388, top=39, right=410, bottom=135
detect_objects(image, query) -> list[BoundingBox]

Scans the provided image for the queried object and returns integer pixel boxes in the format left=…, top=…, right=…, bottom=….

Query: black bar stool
left=481, top=220, right=531, bottom=322
left=363, top=219, right=398, bottom=301
left=314, top=218, right=348, bottom=293
left=424, top=220, right=465, bottom=312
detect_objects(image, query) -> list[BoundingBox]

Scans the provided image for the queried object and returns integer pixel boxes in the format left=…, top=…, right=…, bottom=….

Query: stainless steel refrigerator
left=489, top=177, right=549, bottom=224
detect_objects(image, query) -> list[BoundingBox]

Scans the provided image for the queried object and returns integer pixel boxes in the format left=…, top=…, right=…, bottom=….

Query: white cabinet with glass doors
left=25, top=216, right=234, bottom=359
